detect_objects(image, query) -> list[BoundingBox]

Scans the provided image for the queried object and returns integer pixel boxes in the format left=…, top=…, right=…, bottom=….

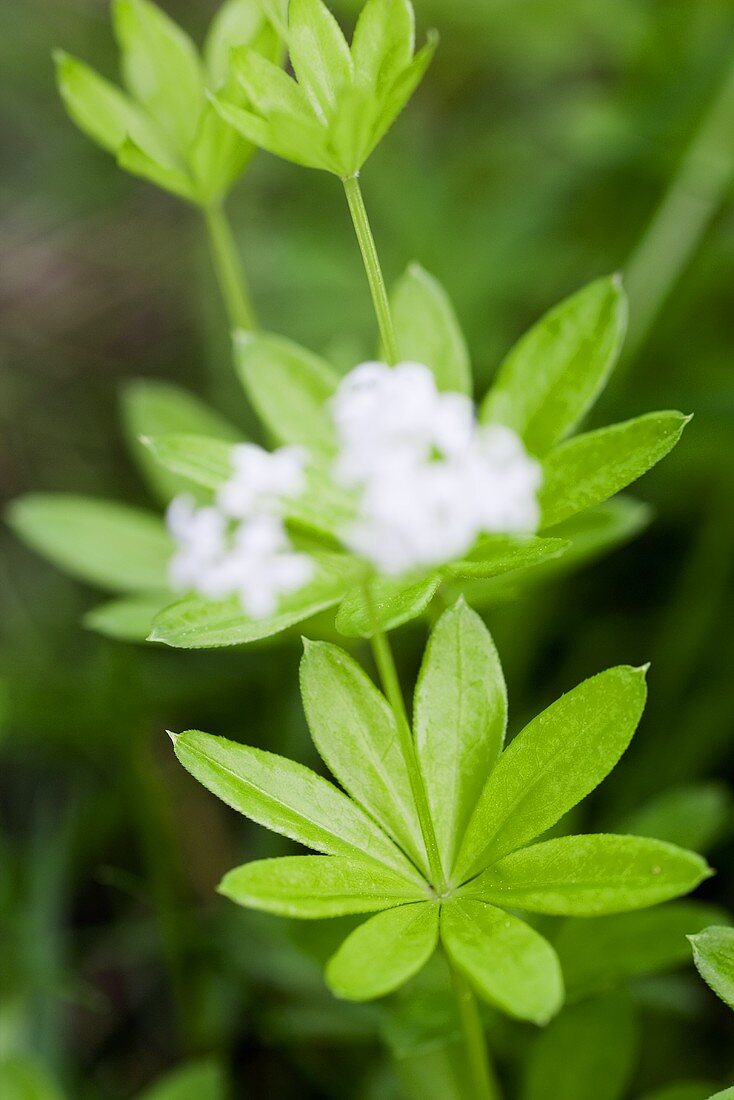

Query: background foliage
left=1, top=0, right=734, bottom=1096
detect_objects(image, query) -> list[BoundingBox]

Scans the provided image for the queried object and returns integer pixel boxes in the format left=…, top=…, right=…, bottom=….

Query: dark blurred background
left=2, top=1, right=734, bottom=1096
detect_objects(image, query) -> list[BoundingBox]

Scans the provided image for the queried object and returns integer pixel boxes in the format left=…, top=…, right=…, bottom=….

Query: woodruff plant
left=7, top=0, right=728, bottom=1096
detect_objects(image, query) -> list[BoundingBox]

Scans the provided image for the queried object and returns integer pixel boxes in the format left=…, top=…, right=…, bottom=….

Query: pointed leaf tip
left=166, top=729, right=179, bottom=745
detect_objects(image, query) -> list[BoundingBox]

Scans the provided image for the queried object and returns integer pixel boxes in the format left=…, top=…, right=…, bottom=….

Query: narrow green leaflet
left=288, top=0, right=354, bottom=117
left=234, top=330, right=339, bottom=453
left=149, top=550, right=359, bottom=647
left=204, top=0, right=279, bottom=88
left=414, top=599, right=507, bottom=873
left=142, top=434, right=234, bottom=492
left=539, top=412, right=689, bottom=529
left=335, top=573, right=441, bottom=638
left=220, top=855, right=426, bottom=917
left=351, top=0, right=415, bottom=93
left=480, top=275, right=627, bottom=455
left=390, top=263, right=471, bottom=394
left=121, top=378, right=241, bottom=503
left=444, top=535, right=568, bottom=579
left=7, top=495, right=172, bottom=593
left=84, top=594, right=172, bottom=642
left=619, top=784, right=731, bottom=854
left=440, top=899, right=564, bottom=1024
left=522, top=992, right=638, bottom=1100
left=326, top=902, right=439, bottom=1001
left=554, top=902, right=730, bottom=999
left=454, top=666, right=648, bottom=881
left=117, top=137, right=198, bottom=201
left=138, top=1060, right=226, bottom=1100
left=466, top=834, right=711, bottom=916
left=113, top=0, right=204, bottom=152
left=300, top=641, right=426, bottom=868
left=173, top=729, right=420, bottom=881
left=369, top=31, right=437, bottom=152
left=689, top=926, right=734, bottom=1009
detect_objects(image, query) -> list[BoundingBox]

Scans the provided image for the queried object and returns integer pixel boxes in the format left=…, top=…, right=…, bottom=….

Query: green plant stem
left=363, top=586, right=445, bottom=891
left=448, top=956, right=502, bottom=1100
left=343, top=174, right=398, bottom=364
left=621, top=55, right=734, bottom=369
left=203, top=203, right=257, bottom=332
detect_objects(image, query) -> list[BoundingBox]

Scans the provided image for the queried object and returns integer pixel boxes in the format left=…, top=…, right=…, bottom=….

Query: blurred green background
left=2, top=0, right=734, bottom=1096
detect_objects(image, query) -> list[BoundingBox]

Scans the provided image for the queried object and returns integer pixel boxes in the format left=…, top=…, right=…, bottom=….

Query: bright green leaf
left=288, top=0, right=354, bottom=119
left=443, top=535, right=568, bottom=579
left=480, top=275, right=627, bottom=455
left=220, top=855, right=426, bottom=917
left=415, top=598, right=507, bottom=874
left=326, top=901, right=438, bottom=1000
left=173, top=729, right=419, bottom=881
left=440, top=899, right=563, bottom=1024
left=522, top=992, right=638, bottom=1100
left=300, top=640, right=425, bottom=869
left=113, top=0, right=204, bottom=152
left=234, top=330, right=339, bottom=452
left=708, top=1090, right=734, bottom=1099
left=84, top=593, right=172, bottom=641
left=351, top=0, right=415, bottom=92
left=7, top=494, right=172, bottom=593
left=555, top=902, right=731, bottom=1000
left=138, top=1060, right=226, bottom=1100
left=539, top=411, right=689, bottom=529
left=391, top=263, right=471, bottom=394
left=619, top=784, right=731, bottom=854
left=142, top=434, right=234, bottom=492
left=370, top=31, right=437, bottom=152
left=117, top=136, right=199, bottom=202
left=0, top=1055, right=63, bottom=1100
left=204, top=0, right=279, bottom=88
left=149, top=550, right=358, bottom=647
left=689, top=926, right=734, bottom=1009
left=335, top=573, right=441, bottom=638
left=454, top=666, right=648, bottom=881
left=466, top=834, right=711, bottom=915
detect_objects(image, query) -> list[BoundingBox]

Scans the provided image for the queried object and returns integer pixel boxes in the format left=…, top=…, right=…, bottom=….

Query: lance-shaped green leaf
left=539, top=412, right=690, bottom=529
left=142, top=435, right=234, bottom=492
left=440, top=899, right=563, bottom=1024
left=139, top=1059, right=226, bottom=1100
left=84, top=593, right=172, bottom=642
left=709, top=1090, right=734, bottom=1099
left=220, top=855, right=426, bottom=918
left=391, top=263, right=471, bottom=395
left=480, top=275, right=627, bottom=455
left=522, top=991, right=638, bottom=1100
left=619, top=783, right=731, bottom=854
left=121, top=379, right=241, bottom=504
left=444, top=535, right=568, bottom=579
left=113, top=0, right=204, bottom=152
left=7, top=495, right=172, bottom=592
left=117, top=137, right=198, bottom=201
left=351, top=0, right=415, bottom=91
left=465, top=834, right=711, bottom=916
left=149, top=550, right=359, bottom=647
left=234, top=331, right=339, bottom=453
left=326, top=901, right=439, bottom=1001
left=204, top=0, right=280, bottom=89
left=173, top=729, right=419, bottom=881
left=689, top=926, right=734, bottom=1010
left=369, top=31, right=437, bottom=151
left=288, top=0, right=354, bottom=118
left=415, top=599, right=507, bottom=873
left=454, top=665, right=648, bottom=881
left=300, top=641, right=425, bottom=868
left=335, top=573, right=441, bottom=638
left=555, top=902, right=731, bottom=1000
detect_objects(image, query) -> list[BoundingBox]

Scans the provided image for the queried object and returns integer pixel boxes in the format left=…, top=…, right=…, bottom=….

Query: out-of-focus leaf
left=619, top=784, right=731, bottom=854
left=142, top=434, right=233, bottom=492
left=335, top=573, right=441, bottom=638
left=390, top=263, right=471, bottom=394
left=234, top=330, right=340, bottom=453
left=454, top=666, right=648, bottom=881
left=288, top=0, right=353, bottom=118
left=138, top=1060, right=226, bottom=1100
left=351, top=0, right=415, bottom=91
left=326, top=902, right=439, bottom=1000
left=300, top=640, right=425, bottom=868
left=440, top=899, right=563, bottom=1023
left=173, top=729, right=420, bottom=880
left=220, top=855, right=427, bottom=917
left=555, top=902, right=731, bottom=999
left=522, top=992, right=638, bottom=1100
left=204, top=0, right=280, bottom=88
left=117, top=137, right=198, bottom=201
left=414, top=599, right=506, bottom=873
left=0, top=1055, right=63, bottom=1100
left=540, top=411, right=689, bottom=529
left=480, top=276, right=627, bottom=455
left=444, top=535, right=568, bottom=579
left=7, top=495, right=172, bottom=593
left=689, top=926, right=734, bottom=1009
left=466, top=834, right=711, bottom=915
left=637, top=1082, right=720, bottom=1100
left=84, top=594, right=172, bottom=641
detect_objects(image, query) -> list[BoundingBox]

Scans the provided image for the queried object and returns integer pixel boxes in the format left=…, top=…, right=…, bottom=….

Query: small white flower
left=217, top=443, right=307, bottom=519
left=167, top=495, right=228, bottom=591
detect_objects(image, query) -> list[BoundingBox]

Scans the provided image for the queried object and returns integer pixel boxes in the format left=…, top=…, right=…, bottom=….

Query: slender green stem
left=343, top=174, right=398, bottom=364
left=363, top=585, right=445, bottom=890
left=448, top=955, right=502, bottom=1100
left=203, top=203, right=257, bottom=332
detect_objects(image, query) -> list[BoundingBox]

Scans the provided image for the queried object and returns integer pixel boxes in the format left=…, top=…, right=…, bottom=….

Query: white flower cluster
left=331, top=361, right=542, bottom=575
left=166, top=444, right=314, bottom=619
